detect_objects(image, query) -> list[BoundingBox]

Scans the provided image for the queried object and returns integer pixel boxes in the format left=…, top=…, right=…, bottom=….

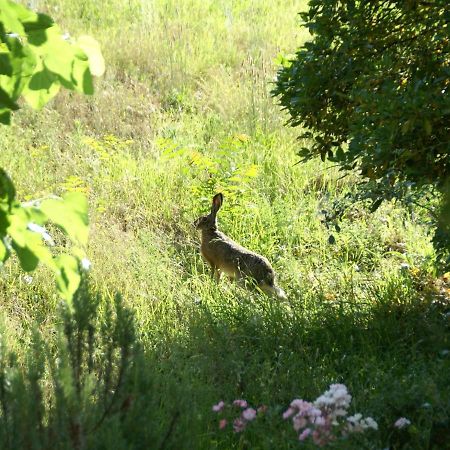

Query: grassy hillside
left=0, top=0, right=448, bottom=448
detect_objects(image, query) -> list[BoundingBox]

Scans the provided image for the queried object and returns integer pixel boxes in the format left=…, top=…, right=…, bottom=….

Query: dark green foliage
left=0, top=279, right=160, bottom=450
left=273, top=0, right=450, bottom=262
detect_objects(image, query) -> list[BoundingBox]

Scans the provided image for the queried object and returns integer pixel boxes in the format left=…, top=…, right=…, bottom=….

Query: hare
left=194, top=193, right=286, bottom=299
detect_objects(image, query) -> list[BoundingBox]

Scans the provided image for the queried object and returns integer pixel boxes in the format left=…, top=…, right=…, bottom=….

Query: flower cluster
left=212, top=399, right=264, bottom=433
left=283, top=384, right=377, bottom=446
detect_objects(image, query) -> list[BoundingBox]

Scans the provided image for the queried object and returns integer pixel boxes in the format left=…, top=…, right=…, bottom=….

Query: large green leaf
left=22, top=61, right=60, bottom=109
left=77, top=35, right=105, bottom=77
left=0, top=0, right=25, bottom=35
left=40, top=192, right=89, bottom=246
left=0, top=0, right=51, bottom=34
left=28, top=26, right=75, bottom=83
left=55, top=254, right=81, bottom=308
left=0, top=38, right=36, bottom=102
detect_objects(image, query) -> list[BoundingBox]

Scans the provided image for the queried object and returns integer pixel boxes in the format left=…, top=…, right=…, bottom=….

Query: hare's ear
left=211, top=193, right=223, bottom=215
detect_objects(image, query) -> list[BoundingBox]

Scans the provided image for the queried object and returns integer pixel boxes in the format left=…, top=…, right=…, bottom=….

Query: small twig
left=158, top=411, right=180, bottom=450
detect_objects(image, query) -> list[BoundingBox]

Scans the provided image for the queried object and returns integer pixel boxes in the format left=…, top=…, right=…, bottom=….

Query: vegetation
left=273, top=0, right=450, bottom=266
left=0, top=0, right=104, bottom=302
left=0, top=0, right=448, bottom=448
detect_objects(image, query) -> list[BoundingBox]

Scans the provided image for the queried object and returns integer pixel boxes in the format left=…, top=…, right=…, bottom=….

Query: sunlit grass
left=1, top=0, right=449, bottom=448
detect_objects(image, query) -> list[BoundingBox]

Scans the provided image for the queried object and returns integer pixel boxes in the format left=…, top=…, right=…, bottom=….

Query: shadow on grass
left=0, top=277, right=447, bottom=450
left=152, top=276, right=449, bottom=449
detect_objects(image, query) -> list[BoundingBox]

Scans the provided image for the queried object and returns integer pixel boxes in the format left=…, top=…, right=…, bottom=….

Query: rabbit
left=194, top=193, right=286, bottom=299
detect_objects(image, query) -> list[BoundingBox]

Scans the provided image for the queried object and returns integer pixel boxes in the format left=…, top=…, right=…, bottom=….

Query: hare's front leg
left=202, top=253, right=221, bottom=282
left=211, top=266, right=221, bottom=282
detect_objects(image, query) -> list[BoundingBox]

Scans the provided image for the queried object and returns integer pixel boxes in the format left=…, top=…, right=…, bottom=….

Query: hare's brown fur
left=194, top=194, right=286, bottom=298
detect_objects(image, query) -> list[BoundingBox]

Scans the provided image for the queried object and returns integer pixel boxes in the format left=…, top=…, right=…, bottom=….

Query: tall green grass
left=0, top=0, right=448, bottom=448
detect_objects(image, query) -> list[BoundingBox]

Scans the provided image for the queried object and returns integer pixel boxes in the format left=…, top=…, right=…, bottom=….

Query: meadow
left=0, top=0, right=449, bottom=448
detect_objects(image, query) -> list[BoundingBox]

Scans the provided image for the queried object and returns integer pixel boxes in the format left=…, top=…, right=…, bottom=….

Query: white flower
left=394, top=417, right=411, bottom=429
left=348, top=413, right=362, bottom=423
left=23, top=275, right=33, bottom=284
left=363, top=417, right=378, bottom=430
left=81, top=258, right=92, bottom=271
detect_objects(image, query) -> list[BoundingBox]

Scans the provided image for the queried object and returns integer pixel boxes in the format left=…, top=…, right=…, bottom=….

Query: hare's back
left=204, top=232, right=274, bottom=283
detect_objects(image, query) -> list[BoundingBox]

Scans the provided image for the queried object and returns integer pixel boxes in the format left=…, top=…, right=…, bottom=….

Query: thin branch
left=158, top=411, right=180, bottom=450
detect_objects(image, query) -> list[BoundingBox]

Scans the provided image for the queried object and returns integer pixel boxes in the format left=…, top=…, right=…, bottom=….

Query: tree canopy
left=274, top=0, right=450, bottom=263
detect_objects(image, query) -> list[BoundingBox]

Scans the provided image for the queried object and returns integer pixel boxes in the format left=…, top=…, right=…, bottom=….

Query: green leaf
left=21, top=12, right=54, bottom=33
left=55, top=253, right=81, bottom=307
left=40, top=192, right=89, bottom=246
left=77, top=35, right=105, bottom=77
left=0, top=38, right=37, bottom=101
left=0, top=0, right=51, bottom=34
left=0, top=169, right=16, bottom=205
left=0, top=239, right=9, bottom=263
left=11, top=240, right=39, bottom=271
left=0, top=0, right=25, bottom=35
left=71, top=58, right=93, bottom=95
left=0, top=86, right=19, bottom=110
left=22, top=62, right=60, bottom=109
left=0, top=109, right=11, bottom=124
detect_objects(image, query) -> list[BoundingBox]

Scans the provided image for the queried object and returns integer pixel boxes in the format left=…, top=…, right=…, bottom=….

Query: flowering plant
left=212, top=384, right=379, bottom=447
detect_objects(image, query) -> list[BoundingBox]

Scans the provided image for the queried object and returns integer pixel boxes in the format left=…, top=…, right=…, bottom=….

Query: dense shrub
left=273, top=0, right=450, bottom=264
left=0, top=280, right=159, bottom=450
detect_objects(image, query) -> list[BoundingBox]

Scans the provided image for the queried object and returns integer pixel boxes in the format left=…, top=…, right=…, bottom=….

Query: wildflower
left=363, top=417, right=378, bottom=431
left=299, top=428, right=312, bottom=441
left=219, top=419, right=227, bottom=430
left=233, top=399, right=248, bottom=408
left=283, top=407, right=295, bottom=419
left=293, top=415, right=308, bottom=431
left=23, top=275, right=33, bottom=284
left=81, top=258, right=92, bottom=271
left=212, top=401, right=225, bottom=412
left=242, top=408, right=257, bottom=421
left=394, top=417, right=411, bottom=429
left=314, top=416, right=326, bottom=426
left=233, top=418, right=246, bottom=433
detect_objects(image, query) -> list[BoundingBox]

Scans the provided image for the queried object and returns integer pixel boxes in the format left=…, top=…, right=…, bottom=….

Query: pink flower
left=212, top=401, right=225, bottom=412
left=394, top=417, right=411, bottom=429
left=233, top=418, right=246, bottom=433
left=283, top=407, right=295, bottom=419
left=242, top=408, right=257, bottom=421
left=233, top=399, right=248, bottom=408
left=314, top=416, right=326, bottom=426
left=219, top=419, right=227, bottom=430
left=293, top=415, right=307, bottom=431
left=312, top=429, right=324, bottom=446
left=299, top=428, right=312, bottom=441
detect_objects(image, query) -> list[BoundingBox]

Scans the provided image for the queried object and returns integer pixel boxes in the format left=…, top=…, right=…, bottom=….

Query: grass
left=0, top=0, right=449, bottom=448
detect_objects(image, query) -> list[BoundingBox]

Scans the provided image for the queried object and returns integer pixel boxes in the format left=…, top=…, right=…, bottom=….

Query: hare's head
left=194, top=193, right=223, bottom=231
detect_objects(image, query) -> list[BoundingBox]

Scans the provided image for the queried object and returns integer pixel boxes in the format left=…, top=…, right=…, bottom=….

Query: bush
left=273, top=0, right=450, bottom=265
left=0, top=279, right=159, bottom=450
